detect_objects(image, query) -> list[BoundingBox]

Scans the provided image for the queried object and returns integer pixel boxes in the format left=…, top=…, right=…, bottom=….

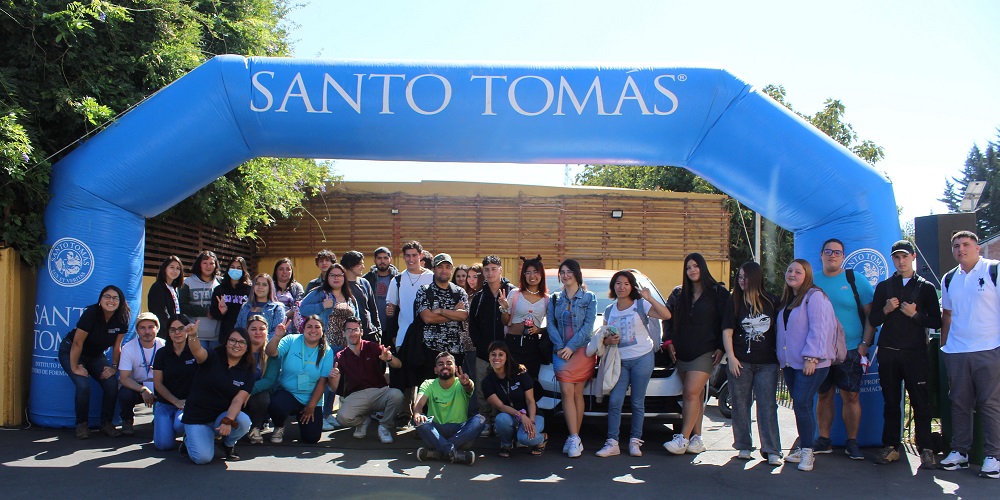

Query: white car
left=536, top=268, right=684, bottom=429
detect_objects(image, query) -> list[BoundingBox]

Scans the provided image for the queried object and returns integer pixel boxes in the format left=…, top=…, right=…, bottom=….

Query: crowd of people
left=58, top=233, right=999, bottom=479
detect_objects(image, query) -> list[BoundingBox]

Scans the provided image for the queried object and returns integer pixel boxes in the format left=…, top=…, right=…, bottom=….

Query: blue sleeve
left=235, top=302, right=251, bottom=330
left=299, top=289, right=326, bottom=317
left=268, top=303, right=286, bottom=335
left=548, top=295, right=565, bottom=350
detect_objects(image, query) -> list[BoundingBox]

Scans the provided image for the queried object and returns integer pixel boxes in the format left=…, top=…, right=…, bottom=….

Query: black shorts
left=819, top=348, right=863, bottom=393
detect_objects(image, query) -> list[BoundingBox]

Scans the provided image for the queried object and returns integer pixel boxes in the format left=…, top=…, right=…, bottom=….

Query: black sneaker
left=121, top=420, right=135, bottom=436
left=178, top=442, right=189, bottom=458
left=223, top=445, right=240, bottom=461
left=416, top=447, right=439, bottom=462
left=75, top=423, right=90, bottom=440
left=845, top=439, right=864, bottom=460
left=451, top=450, right=476, bottom=465
left=812, top=436, right=832, bottom=454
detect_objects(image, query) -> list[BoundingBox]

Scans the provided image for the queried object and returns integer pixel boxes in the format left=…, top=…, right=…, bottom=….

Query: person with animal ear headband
left=498, top=255, right=550, bottom=382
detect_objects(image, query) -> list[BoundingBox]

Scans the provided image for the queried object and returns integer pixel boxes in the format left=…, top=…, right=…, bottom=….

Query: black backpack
left=943, top=262, right=999, bottom=291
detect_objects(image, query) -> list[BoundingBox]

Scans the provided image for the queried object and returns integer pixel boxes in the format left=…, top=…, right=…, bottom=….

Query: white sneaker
left=980, top=455, right=999, bottom=479
left=785, top=448, right=802, bottom=463
left=686, top=434, right=706, bottom=454
left=353, top=417, right=370, bottom=439
left=629, top=438, right=644, bottom=457
left=377, top=425, right=394, bottom=444
left=568, top=436, right=583, bottom=458
left=248, top=427, right=263, bottom=444
left=797, top=448, right=815, bottom=471
left=940, top=450, right=970, bottom=470
left=270, top=427, right=285, bottom=444
left=768, top=453, right=783, bottom=466
left=322, top=414, right=339, bottom=431
left=737, top=449, right=753, bottom=460
left=563, top=437, right=572, bottom=454
left=596, top=439, right=620, bottom=457
left=663, top=434, right=689, bottom=455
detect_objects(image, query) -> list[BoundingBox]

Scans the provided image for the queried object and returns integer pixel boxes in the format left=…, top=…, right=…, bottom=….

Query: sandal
left=499, top=445, right=512, bottom=459
left=531, top=434, right=548, bottom=456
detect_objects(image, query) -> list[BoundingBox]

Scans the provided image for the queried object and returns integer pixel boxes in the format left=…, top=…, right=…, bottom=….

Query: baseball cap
left=136, top=311, right=160, bottom=329
left=891, top=240, right=915, bottom=255
left=432, top=253, right=454, bottom=267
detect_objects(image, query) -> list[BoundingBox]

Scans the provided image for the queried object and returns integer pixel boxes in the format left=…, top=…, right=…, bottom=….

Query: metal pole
left=754, top=212, right=761, bottom=263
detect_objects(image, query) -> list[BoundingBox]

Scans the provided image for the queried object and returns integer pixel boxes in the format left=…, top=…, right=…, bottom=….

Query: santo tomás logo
left=47, top=237, right=94, bottom=287
left=843, top=248, right=888, bottom=288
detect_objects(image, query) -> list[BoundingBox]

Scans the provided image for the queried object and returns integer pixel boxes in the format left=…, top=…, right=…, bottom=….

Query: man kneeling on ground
left=328, top=316, right=404, bottom=443
left=413, top=352, right=484, bottom=465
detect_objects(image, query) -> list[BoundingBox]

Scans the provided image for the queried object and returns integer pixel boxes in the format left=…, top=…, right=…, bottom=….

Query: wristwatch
left=858, top=341, right=870, bottom=347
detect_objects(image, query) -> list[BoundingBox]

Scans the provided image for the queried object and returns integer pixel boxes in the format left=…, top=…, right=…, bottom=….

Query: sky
left=284, top=0, right=1000, bottom=227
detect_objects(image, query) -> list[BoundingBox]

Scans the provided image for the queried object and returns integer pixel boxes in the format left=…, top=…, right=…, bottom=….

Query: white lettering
left=653, top=75, right=679, bottom=115
left=471, top=75, right=507, bottom=115
left=508, top=75, right=554, bottom=116
left=35, top=329, right=64, bottom=352
left=250, top=71, right=275, bottom=112
left=369, top=74, right=406, bottom=114
left=405, top=74, right=452, bottom=115
left=276, top=73, right=318, bottom=113
left=321, top=73, right=364, bottom=114
left=612, top=76, right=652, bottom=115
left=555, top=76, right=608, bottom=115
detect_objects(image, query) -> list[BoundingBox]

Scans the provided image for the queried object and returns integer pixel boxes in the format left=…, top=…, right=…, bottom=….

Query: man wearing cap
left=116, top=312, right=167, bottom=436
left=868, top=240, right=942, bottom=468
left=416, top=253, right=470, bottom=380
left=938, top=230, right=1000, bottom=477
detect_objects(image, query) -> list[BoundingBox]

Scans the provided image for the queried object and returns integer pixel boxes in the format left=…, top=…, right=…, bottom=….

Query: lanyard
left=139, top=343, right=158, bottom=381
left=300, top=336, right=318, bottom=369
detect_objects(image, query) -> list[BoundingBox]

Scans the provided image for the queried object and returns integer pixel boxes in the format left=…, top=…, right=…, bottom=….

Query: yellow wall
left=0, top=248, right=36, bottom=426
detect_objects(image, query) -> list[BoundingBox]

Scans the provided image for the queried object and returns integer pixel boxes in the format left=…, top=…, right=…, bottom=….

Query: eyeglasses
left=737, top=275, right=747, bottom=282
left=329, top=274, right=345, bottom=279
left=227, top=338, right=247, bottom=347
left=101, top=294, right=120, bottom=302
left=822, top=249, right=844, bottom=257
left=558, top=270, right=574, bottom=275
left=345, top=327, right=362, bottom=333
left=168, top=327, right=185, bottom=334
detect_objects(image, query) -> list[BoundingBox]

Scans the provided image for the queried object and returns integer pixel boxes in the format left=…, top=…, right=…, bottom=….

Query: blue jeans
left=607, top=351, right=655, bottom=441
left=58, top=340, right=118, bottom=425
left=495, top=412, right=546, bottom=447
left=730, top=363, right=781, bottom=456
left=183, top=411, right=251, bottom=464
left=268, top=389, right=323, bottom=444
left=416, top=415, right=486, bottom=456
left=117, top=387, right=148, bottom=422
left=783, top=366, right=830, bottom=450
left=199, top=339, right=220, bottom=351
left=153, top=402, right=185, bottom=450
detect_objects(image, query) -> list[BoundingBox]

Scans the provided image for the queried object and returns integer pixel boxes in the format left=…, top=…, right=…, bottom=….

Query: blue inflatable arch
left=32, top=56, right=900, bottom=437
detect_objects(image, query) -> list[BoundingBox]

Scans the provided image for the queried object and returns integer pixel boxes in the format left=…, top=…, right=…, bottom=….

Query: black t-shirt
left=721, top=292, right=779, bottom=364
left=210, top=281, right=251, bottom=339
left=480, top=370, right=534, bottom=412
left=152, top=345, right=197, bottom=404
left=181, top=349, right=255, bottom=425
left=69, top=305, right=127, bottom=357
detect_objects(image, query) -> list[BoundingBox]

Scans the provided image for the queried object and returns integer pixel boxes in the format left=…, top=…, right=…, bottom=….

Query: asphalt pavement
left=0, top=401, right=993, bottom=499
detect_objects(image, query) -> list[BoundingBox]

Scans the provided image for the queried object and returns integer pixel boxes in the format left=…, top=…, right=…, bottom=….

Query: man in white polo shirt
left=939, top=230, right=1000, bottom=478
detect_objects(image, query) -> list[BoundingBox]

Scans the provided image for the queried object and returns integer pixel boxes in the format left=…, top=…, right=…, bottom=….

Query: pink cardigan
left=776, top=287, right=837, bottom=370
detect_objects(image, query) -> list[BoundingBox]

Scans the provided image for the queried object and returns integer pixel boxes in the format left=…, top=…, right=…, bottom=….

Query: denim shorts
left=819, top=348, right=863, bottom=393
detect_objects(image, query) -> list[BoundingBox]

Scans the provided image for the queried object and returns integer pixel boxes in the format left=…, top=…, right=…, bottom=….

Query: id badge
left=297, top=373, right=311, bottom=391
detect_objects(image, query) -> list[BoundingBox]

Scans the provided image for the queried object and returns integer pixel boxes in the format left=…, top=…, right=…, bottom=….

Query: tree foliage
left=0, top=0, right=334, bottom=266
left=939, top=137, right=1000, bottom=237
left=576, top=85, right=882, bottom=291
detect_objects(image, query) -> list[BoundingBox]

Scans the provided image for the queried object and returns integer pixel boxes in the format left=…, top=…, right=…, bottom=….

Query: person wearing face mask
left=210, top=256, right=253, bottom=349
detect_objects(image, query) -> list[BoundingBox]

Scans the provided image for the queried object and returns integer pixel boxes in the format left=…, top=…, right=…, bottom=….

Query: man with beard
left=413, top=352, right=484, bottom=465
left=363, top=246, right=399, bottom=343
left=416, top=253, right=470, bottom=379
left=117, top=312, right=166, bottom=436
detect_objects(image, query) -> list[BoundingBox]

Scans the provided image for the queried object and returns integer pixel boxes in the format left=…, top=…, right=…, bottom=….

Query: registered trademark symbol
left=678, top=74, right=687, bottom=81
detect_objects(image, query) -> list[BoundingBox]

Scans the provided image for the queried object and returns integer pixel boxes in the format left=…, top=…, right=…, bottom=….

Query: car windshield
left=544, top=272, right=665, bottom=316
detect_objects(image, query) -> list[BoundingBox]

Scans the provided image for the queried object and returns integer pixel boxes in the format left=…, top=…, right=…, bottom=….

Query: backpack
left=943, top=262, right=999, bottom=291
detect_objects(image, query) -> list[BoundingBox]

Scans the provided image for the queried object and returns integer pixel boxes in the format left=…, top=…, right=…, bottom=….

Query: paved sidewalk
left=0, top=402, right=992, bottom=498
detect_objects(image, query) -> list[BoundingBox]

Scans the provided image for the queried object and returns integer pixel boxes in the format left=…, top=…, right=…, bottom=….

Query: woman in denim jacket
left=547, top=259, right=597, bottom=458
left=235, top=273, right=287, bottom=339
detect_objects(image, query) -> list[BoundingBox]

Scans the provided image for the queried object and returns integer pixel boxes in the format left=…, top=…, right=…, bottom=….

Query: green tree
left=940, top=138, right=1000, bottom=237
left=0, top=0, right=333, bottom=266
left=577, top=85, right=883, bottom=290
